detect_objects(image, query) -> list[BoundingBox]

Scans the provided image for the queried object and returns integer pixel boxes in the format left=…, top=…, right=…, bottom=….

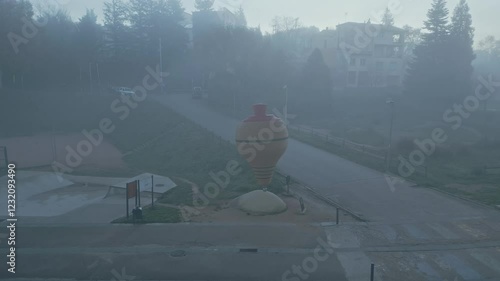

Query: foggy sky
left=32, top=0, right=500, bottom=44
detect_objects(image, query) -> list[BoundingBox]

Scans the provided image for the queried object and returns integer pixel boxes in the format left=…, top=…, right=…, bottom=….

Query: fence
left=287, top=125, right=436, bottom=180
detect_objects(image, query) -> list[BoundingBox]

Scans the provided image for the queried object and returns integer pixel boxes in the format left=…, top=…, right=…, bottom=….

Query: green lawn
left=1, top=90, right=287, bottom=223
left=112, top=205, right=182, bottom=224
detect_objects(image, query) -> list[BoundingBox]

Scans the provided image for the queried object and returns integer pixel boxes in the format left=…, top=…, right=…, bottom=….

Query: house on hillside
left=335, top=22, right=406, bottom=88
left=189, top=8, right=244, bottom=45
left=306, top=22, right=406, bottom=90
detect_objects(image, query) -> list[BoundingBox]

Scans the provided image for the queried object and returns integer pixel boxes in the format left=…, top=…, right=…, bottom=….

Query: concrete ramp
left=106, top=173, right=177, bottom=197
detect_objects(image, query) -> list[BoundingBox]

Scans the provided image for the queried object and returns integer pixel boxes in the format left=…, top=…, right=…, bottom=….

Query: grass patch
left=159, top=180, right=194, bottom=206
left=290, top=125, right=500, bottom=206
left=289, top=129, right=387, bottom=172
left=112, top=205, right=182, bottom=224
left=104, top=98, right=285, bottom=207
left=2, top=90, right=285, bottom=212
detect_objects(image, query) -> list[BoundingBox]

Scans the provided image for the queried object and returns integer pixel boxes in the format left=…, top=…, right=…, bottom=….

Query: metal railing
left=288, top=125, right=388, bottom=161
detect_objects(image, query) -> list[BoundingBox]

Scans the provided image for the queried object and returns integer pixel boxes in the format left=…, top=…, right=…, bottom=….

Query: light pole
left=233, top=90, right=236, bottom=117
left=159, top=38, right=164, bottom=94
left=283, top=85, right=288, bottom=125
left=386, top=98, right=395, bottom=172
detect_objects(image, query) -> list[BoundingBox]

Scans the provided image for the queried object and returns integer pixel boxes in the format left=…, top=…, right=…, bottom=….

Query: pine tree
left=423, top=0, right=449, bottom=43
left=164, top=0, right=185, bottom=23
left=382, top=7, right=394, bottom=26
left=195, top=0, right=215, bottom=11
left=297, top=49, right=332, bottom=114
left=405, top=0, right=452, bottom=100
left=449, top=0, right=475, bottom=96
left=103, top=0, right=129, bottom=59
left=76, top=9, right=102, bottom=64
left=0, top=0, right=34, bottom=89
left=236, top=6, right=247, bottom=27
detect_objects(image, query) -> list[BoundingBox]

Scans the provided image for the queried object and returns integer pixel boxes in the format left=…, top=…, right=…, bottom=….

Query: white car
left=112, top=87, right=135, bottom=96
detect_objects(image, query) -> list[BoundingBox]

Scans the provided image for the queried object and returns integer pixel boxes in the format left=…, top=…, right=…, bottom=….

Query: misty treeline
left=0, top=0, right=499, bottom=114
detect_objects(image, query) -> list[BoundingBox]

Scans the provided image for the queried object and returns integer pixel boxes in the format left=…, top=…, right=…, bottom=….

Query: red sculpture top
left=244, top=104, right=273, bottom=122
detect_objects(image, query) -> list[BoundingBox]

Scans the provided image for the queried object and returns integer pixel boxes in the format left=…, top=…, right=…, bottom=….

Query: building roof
left=337, top=22, right=404, bottom=33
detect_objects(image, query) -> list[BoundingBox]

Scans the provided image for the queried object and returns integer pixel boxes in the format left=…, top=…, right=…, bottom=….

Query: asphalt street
left=0, top=223, right=347, bottom=281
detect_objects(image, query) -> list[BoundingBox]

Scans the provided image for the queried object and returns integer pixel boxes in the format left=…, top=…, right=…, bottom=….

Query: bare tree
left=271, top=16, right=302, bottom=34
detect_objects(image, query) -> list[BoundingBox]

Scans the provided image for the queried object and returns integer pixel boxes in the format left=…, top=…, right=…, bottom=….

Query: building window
left=374, top=45, right=384, bottom=57
left=387, top=75, right=400, bottom=86
left=389, top=61, right=398, bottom=71
left=360, top=58, right=367, bottom=66
left=358, top=71, right=369, bottom=86
left=374, top=74, right=385, bottom=86
left=375, top=61, right=384, bottom=71
left=348, top=71, right=357, bottom=84
left=350, top=57, right=356, bottom=66
left=394, top=46, right=401, bottom=57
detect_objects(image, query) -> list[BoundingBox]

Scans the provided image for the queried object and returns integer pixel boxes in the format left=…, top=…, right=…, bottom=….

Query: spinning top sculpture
left=236, top=104, right=288, bottom=189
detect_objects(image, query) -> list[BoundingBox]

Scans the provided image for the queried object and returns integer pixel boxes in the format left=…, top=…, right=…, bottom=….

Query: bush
left=396, top=138, right=416, bottom=153
left=471, top=167, right=485, bottom=177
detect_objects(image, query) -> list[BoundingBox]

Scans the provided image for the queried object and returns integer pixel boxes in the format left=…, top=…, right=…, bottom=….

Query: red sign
left=126, top=181, right=138, bottom=199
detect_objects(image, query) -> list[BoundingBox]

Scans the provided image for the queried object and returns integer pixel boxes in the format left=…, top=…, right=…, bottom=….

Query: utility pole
left=96, top=63, right=101, bottom=94
left=283, top=85, right=288, bottom=125
left=89, top=63, right=93, bottom=95
left=386, top=98, right=395, bottom=172
left=159, top=38, right=164, bottom=94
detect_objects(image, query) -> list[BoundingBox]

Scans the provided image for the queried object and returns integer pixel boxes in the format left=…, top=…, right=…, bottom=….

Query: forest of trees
left=0, top=0, right=497, bottom=115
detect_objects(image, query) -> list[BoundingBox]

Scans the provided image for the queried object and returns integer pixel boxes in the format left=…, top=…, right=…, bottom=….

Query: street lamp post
left=283, top=85, right=288, bottom=125
left=386, top=98, right=395, bottom=172
left=233, top=91, right=236, bottom=117
left=159, top=38, right=164, bottom=94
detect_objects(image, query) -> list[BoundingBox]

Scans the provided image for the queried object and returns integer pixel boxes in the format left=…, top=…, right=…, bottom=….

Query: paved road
left=153, top=94, right=500, bottom=223
left=324, top=218, right=500, bottom=281
left=0, top=223, right=347, bottom=281
left=3, top=219, right=500, bottom=280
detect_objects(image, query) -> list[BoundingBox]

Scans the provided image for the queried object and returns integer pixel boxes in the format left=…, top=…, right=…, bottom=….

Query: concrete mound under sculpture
left=235, top=104, right=289, bottom=215
left=235, top=190, right=287, bottom=216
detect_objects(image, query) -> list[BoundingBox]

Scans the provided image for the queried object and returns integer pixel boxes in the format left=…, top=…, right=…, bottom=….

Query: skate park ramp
left=0, top=171, right=176, bottom=224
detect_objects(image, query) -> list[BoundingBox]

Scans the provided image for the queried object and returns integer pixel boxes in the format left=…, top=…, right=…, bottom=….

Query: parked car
left=110, top=86, right=135, bottom=96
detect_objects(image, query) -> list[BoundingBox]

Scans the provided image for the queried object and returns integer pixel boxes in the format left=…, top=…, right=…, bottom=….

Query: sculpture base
left=235, top=190, right=287, bottom=216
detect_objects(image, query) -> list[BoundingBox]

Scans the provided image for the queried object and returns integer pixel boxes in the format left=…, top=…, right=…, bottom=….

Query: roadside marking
left=455, top=222, right=488, bottom=239
left=323, top=226, right=360, bottom=248
left=427, top=223, right=460, bottom=240
left=435, top=253, right=482, bottom=281
left=468, top=250, right=500, bottom=275
left=372, top=224, right=398, bottom=242
left=402, top=224, right=430, bottom=240
left=336, top=252, right=379, bottom=281
left=416, top=260, right=443, bottom=281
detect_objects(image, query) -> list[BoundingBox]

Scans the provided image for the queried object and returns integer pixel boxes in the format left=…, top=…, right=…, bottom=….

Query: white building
left=335, top=22, right=406, bottom=88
